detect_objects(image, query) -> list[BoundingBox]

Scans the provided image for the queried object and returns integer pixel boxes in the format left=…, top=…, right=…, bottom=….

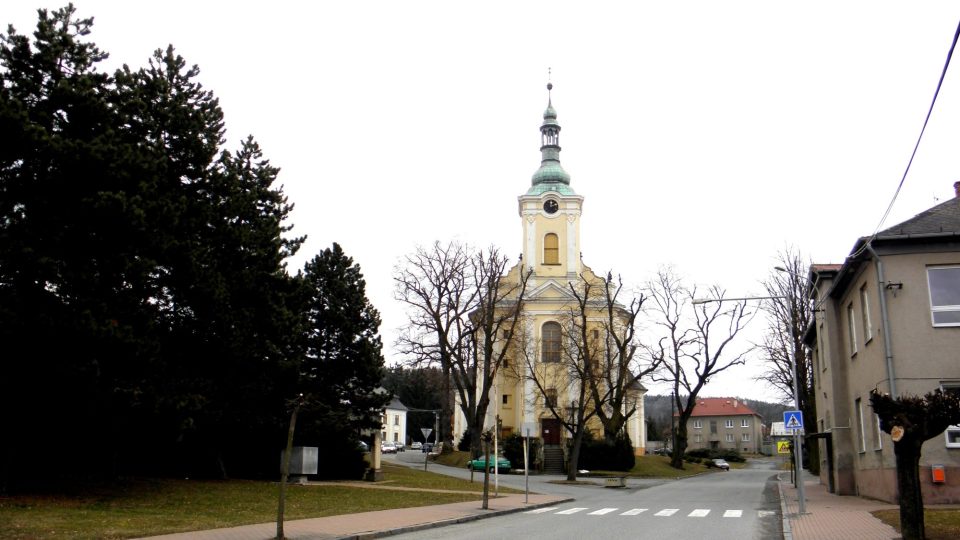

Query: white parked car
left=381, top=442, right=396, bottom=454
left=411, top=441, right=422, bottom=450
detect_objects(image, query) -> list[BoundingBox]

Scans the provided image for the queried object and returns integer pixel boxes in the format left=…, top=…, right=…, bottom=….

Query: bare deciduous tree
left=394, top=241, right=530, bottom=456
left=590, top=272, right=659, bottom=443
left=646, top=268, right=755, bottom=469
left=756, top=248, right=819, bottom=473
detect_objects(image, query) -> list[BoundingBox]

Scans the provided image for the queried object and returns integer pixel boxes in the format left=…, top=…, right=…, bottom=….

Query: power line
left=851, top=17, right=960, bottom=261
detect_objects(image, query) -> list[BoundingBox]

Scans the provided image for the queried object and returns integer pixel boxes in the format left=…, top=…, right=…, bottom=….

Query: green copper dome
left=529, top=82, right=573, bottom=193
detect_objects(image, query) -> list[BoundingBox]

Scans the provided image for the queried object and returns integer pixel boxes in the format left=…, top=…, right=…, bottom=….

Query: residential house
left=382, top=395, right=408, bottom=446
left=681, top=398, right=763, bottom=454
left=805, top=183, right=960, bottom=503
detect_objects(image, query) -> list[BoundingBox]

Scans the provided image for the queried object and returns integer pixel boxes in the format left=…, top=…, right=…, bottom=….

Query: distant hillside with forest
left=645, top=394, right=790, bottom=442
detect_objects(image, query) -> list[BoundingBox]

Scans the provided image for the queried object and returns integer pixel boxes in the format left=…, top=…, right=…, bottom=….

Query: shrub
left=578, top=432, right=635, bottom=471
left=458, top=429, right=472, bottom=452
left=683, top=448, right=745, bottom=463
left=502, top=433, right=541, bottom=469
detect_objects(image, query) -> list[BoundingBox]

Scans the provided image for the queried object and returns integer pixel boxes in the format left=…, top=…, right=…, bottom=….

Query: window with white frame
left=725, top=419, right=734, bottom=428
left=693, top=419, right=702, bottom=429
left=742, top=433, right=750, bottom=442
left=855, top=397, right=865, bottom=453
left=860, top=285, right=873, bottom=342
left=741, top=418, right=749, bottom=427
left=928, top=266, right=960, bottom=326
left=725, top=433, right=734, bottom=442
left=847, top=303, right=858, bottom=356
left=694, top=434, right=702, bottom=443
left=943, top=382, right=960, bottom=448
left=873, top=413, right=883, bottom=451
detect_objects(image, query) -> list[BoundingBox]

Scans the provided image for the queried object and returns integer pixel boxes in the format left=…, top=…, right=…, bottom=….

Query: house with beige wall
left=805, top=184, right=960, bottom=503
left=681, top=398, right=763, bottom=454
left=452, top=85, right=646, bottom=467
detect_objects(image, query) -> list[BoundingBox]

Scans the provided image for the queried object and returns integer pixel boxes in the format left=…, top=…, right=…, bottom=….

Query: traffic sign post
left=783, top=410, right=806, bottom=513
left=783, top=411, right=804, bottom=432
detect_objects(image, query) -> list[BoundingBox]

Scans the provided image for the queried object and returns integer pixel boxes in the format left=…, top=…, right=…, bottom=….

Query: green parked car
left=467, top=456, right=511, bottom=473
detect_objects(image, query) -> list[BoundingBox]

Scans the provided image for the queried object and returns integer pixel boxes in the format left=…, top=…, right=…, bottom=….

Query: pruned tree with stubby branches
left=869, top=389, right=960, bottom=540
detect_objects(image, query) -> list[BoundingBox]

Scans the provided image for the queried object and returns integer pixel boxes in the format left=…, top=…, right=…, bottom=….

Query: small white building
left=382, top=395, right=408, bottom=445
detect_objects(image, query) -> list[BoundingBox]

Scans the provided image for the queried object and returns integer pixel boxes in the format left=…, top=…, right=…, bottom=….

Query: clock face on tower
left=543, top=199, right=559, bottom=214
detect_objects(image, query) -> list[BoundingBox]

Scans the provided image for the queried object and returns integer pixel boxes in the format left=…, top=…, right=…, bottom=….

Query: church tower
left=518, top=83, right=584, bottom=281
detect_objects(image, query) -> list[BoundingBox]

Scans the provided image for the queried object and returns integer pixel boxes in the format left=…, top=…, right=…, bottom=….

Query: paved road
left=388, top=453, right=782, bottom=540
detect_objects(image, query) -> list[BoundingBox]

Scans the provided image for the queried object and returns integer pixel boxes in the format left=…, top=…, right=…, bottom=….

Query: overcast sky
left=8, top=1, right=960, bottom=403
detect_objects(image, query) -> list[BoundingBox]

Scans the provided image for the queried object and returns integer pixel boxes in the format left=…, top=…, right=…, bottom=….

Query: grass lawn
left=872, top=508, right=960, bottom=540
left=0, top=463, right=488, bottom=540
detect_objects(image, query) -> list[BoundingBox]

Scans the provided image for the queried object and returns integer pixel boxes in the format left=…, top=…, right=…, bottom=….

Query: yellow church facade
left=452, top=85, right=646, bottom=462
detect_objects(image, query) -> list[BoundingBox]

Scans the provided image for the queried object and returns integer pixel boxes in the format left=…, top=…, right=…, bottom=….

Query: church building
left=453, top=84, right=647, bottom=468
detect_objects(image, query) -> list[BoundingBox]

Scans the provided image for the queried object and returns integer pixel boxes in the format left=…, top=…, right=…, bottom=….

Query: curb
left=777, top=474, right=793, bottom=540
left=338, top=497, right=576, bottom=540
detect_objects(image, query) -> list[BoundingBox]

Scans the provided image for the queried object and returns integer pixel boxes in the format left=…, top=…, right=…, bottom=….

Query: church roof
left=528, top=82, right=574, bottom=194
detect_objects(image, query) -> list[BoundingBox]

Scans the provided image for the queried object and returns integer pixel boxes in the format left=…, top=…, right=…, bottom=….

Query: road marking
left=758, top=510, right=776, bottom=517
left=723, top=510, right=743, bottom=518
left=654, top=509, right=679, bottom=516
left=556, top=507, right=588, bottom=515
left=588, top=508, right=618, bottom=515
left=524, top=507, right=558, bottom=514
left=688, top=509, right=710, bottom=517
left=620, top=508, right=648, bottom=515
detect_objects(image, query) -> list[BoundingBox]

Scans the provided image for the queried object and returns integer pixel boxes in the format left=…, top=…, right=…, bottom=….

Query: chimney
left=955, top=181, right=960, bottom=198
left=733, top=399, right=738, bottom=408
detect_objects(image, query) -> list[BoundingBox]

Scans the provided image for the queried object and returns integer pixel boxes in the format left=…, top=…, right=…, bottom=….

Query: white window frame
left=725, top=419, right=734, bottom=428
left=725, top=433, right=734, bottom=443
left=741, top=418, right=749, bottom=427
left=855, top=397, right=865, bottom=453
left=742, top=433, right=750, bottom=442
left=943, top=382, right=960, bottom=448
left=847, top=303, right=858, bottom=356
left=928, top=266, right=960, bottom=327
left=694, top=434, right=702, bottom=443
left=873, top=413, right=883, bottom=451
left=693, top=419, right=702, bottom=429
left=860, top=285, right=873, bottom=343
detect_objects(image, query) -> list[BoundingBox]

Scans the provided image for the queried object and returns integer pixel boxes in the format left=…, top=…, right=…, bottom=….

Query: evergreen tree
left=296, top=243, right=388, bottom=478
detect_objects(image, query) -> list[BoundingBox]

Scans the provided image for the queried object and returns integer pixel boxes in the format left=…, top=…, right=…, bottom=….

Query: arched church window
left=543, top=233, right=559, bottom=265
left=542, top=321, right=561, bottom=363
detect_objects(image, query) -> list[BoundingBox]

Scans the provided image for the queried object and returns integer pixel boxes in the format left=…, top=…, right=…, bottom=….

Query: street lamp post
left=692, top=293, right=806, bottom=514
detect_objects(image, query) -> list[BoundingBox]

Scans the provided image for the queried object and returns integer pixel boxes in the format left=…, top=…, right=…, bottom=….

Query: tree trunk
left=670, top=419, right=689, bottom=469
left=894, top=438, right=925, bottom=540
left=566, top=429, right=585, bottom=481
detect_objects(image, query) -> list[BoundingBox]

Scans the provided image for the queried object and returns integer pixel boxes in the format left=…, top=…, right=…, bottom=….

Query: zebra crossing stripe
left=620, top=508, right=648, bottom=516
left=654, top=509, right=679, bottom=516
left=723, top=510, right=743, bottom=518
left=688, top=509, right=710, bottom=517
left=588, top=508, right=618, bottom=515
left=524, top=507, right=558, bottom=514
left=556, top=507, right=588, bottom=515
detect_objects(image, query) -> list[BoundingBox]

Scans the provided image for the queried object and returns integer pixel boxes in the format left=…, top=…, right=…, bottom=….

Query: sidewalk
left=138, top=493, right=572, bottom=540
left=779, top=471, right=899, bottom=540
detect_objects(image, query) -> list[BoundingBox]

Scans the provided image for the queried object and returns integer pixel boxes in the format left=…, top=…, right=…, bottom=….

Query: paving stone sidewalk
left=779, top=471, right=899, bottom=540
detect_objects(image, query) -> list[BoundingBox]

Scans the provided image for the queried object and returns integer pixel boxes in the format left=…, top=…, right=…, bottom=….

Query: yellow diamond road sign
left=777, top=441, right=791, bottom=454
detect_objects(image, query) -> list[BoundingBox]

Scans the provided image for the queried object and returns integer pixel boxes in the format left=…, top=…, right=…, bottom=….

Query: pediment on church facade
left=526, top=280, right=575, bottom=301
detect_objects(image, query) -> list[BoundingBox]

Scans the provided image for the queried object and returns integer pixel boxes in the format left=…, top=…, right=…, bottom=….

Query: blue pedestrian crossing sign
left=783, top=410, right=804, bottom=430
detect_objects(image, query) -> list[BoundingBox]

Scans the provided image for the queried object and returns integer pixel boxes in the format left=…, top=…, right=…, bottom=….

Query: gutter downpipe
left=865, top=242, right=897, bottom=397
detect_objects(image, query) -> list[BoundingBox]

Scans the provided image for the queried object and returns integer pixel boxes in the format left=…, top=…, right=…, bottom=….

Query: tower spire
left=531, top=79, right=571, bottom=188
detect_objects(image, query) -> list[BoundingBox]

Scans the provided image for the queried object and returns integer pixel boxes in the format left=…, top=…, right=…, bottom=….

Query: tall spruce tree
left=296, top=243, right=388, bottom=478
left=0, top=5, right=305, bottom=487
